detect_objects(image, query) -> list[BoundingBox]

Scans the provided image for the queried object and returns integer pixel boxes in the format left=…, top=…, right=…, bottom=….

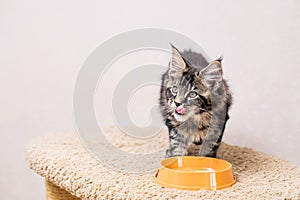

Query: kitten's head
left=163, top=45, right=223, bottom=122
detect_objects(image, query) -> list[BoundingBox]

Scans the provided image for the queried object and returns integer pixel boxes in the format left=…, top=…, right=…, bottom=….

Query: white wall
left=1, top=0, right=299, bottom=199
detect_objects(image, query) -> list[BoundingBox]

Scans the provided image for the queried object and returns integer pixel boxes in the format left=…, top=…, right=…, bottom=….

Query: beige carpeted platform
left=26, top=126, right=300, bottom=199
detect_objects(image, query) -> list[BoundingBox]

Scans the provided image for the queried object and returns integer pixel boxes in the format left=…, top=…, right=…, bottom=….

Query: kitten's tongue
left=176, top=106, right=185, bottom=114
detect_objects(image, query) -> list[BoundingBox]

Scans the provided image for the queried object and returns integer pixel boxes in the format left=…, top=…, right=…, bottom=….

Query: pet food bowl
left=154, top=156, right=236, bottom=190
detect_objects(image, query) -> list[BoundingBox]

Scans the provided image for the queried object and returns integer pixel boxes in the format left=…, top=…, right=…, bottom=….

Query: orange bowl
left=154, top=156, right=235, bottom=190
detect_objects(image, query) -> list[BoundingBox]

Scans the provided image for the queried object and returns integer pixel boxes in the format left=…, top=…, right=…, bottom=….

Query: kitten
left=159, top=45, right=232, bottom=158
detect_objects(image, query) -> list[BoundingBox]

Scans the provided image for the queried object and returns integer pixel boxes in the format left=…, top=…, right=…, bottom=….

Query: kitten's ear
left=169, top=45, right=187, bottom=75
left=200, top=60, right=223, bottom=88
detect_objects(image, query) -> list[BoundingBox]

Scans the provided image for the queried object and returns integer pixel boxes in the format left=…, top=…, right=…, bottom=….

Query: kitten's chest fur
left=172, top=111, right=211, bottom=155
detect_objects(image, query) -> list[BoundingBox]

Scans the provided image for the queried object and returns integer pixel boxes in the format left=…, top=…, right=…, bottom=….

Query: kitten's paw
left=199, top=152, right=217, bottom=158
left=165, top=149, right=188, bottom=158
left=165, top=149, right=172, bottom=158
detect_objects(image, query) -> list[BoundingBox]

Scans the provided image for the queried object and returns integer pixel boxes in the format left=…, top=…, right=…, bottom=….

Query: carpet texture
left=26, top=126, right=300, bottom=200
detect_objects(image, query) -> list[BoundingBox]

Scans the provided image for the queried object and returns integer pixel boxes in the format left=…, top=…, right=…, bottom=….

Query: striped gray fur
left=159, top=45, right=232, bottom=158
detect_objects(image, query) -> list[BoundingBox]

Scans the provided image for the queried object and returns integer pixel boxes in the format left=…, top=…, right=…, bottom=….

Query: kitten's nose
left=174, top=97, right=183, bottom=107
left=175, top=101, right=181, bottom=107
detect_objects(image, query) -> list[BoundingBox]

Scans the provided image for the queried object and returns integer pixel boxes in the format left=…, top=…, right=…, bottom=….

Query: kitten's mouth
left=175, top=106, right=186, bottom=115
left=175, top=110, right=185, bottom=115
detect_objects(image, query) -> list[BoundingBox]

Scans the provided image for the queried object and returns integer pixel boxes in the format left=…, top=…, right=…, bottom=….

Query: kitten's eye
left=189, top=91, right=198, bottom=98
left=171, top=86, right=178, bottom=94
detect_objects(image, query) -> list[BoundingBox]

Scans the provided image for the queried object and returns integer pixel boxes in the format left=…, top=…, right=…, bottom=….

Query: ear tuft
left=169, top=44, right=187, bottom=75
left=200, top=60, right=223, bottom=88
left=215, top=55, right=223, bottom=63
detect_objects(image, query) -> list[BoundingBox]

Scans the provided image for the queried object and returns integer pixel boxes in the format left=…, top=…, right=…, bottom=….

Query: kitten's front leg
left=166, top=129, right=188, bottom=157
left=199, top=90, right=229, bottom=158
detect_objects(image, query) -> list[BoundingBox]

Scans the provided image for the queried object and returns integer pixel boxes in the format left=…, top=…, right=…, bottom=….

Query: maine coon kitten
left=159, top=45, right=232, bottom=158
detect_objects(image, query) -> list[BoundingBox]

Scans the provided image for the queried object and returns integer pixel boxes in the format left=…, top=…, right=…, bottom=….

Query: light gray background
left=1, top=0, right=299, bottom=199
